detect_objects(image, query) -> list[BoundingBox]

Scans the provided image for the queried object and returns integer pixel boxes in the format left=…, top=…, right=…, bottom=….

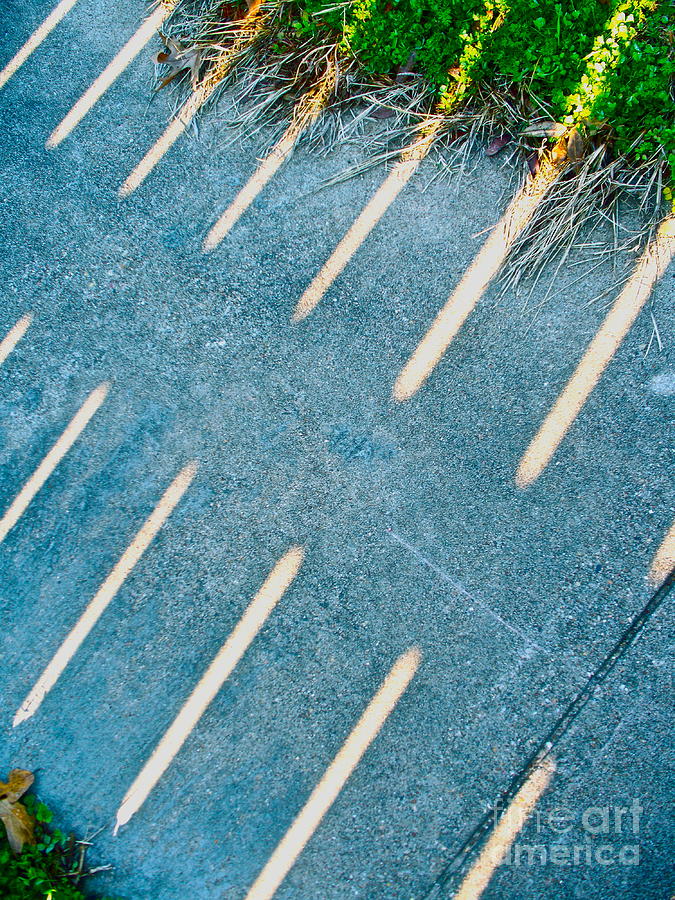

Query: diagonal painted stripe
left=114, top=545, right=305, bottom=832
left=292, top=121, right=442, bottom=323
left=0, top=0, right=77, bottom=88
left=452, top=756, right=555, bottom=900
left=47, top=5, right=172, bottom=148
left=119, top=97, right=198, bottom=197
left=0, top=382, right=109, bottom=544
left=203, top=66, right=336, bottom=251
left=0, top=0, right=81, bottom=91
left=203, top=129, right=298, bottom=249
left=516, top=216, right=675, bottom=487
left=119, top=0, right=268, bottom=198
left=649, top=519, right=674, bottom=588
left=0, top=314, right=32, bottom=366
left=13, top=461, right=198, bottom=726
left=393, top=158, right=563, bottom=402
left=244, top=647, right=421, bottom=900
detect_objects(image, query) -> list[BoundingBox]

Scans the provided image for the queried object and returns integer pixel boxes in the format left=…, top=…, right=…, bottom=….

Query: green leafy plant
left=0, top=774, right=112, bottom=900
left=343, top=0, right=487, bottom=84
left=455, top=0, right=611, bottom=111
left=565, top=2, right=674, bottom=166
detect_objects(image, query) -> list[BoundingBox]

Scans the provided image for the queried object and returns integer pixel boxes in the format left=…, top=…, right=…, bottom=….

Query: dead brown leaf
left=552, top=134, right=567, bottom=163
left=486, top=133, right=512, bottom=156
left=567, top=126, right=585, bottom=164
left=155, top=38, right=202, bottom=91
left=4, top=769, right=34, bottom=801
left=0, top=769, right=36, bottom=853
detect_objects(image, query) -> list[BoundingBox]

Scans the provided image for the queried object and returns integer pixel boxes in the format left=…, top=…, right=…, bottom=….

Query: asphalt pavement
left=0, top=1, right=673, bottom=898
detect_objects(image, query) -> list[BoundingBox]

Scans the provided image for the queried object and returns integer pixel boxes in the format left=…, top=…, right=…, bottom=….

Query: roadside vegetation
left=157, top=0, right=673, bottom=276
left=1, top=769, right=110, bottom=900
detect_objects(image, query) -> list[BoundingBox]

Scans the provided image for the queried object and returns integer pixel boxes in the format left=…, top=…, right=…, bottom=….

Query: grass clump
left=173, top=0, right=673, bottom=172
left=163, top=0, right=673, bottom=151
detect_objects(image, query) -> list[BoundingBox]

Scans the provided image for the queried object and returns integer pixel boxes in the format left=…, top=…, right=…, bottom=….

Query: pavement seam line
left=452, top=755, right=556, bottom=900
left=388, top=529, right=545, bottom=651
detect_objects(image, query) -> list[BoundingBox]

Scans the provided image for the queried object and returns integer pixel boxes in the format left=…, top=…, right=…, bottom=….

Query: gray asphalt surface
left=0, top=1, right=673, bottom=898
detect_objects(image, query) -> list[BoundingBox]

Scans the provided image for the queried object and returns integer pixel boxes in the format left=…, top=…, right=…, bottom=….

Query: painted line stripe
left=649, top=520, right=674, bottom=587
left=13, top=461, right=197, bottom=726
left=47, top=5, right=171, bottom=148
left=0, top=314, right=32, bottom=366
left=244, top=647, right=421, bottom=900
left=119, top=97, right=198, bottom=197
left=114, top=545, right=305, bottom=832
left=203, top=67, right=335, bottom=251
left=0, top=382, right=109, bottom=544
left=203, top=129, right=297, bottom=248
left=292, top=119, right=443, bottom=323
left=453, top=756, right=555, bottom=900
left=516, top=216, right=675, bottom=487
left=119, top=0, right=267, bottom=198
left=0, top=0, right=81, bottom=91
left=393, top=159, right=562, bottom=402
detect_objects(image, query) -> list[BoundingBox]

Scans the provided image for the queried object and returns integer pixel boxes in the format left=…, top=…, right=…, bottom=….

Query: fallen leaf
left=486, top=133, right=512, bottom=156
left=567, top=126, right=585, bottom=164
left=4, top=770, right=34, bottom=801
left=155, top=38, right=202, bottom=91
left=526, top=152, right=540, bottom=177
left=521, top=120, right=566, bottom=139
left=0, top=769, right=36, bottom=853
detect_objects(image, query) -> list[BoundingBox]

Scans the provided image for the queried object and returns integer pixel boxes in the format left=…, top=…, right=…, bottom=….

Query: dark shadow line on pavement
left=420, top=566, right=675, bottom=899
